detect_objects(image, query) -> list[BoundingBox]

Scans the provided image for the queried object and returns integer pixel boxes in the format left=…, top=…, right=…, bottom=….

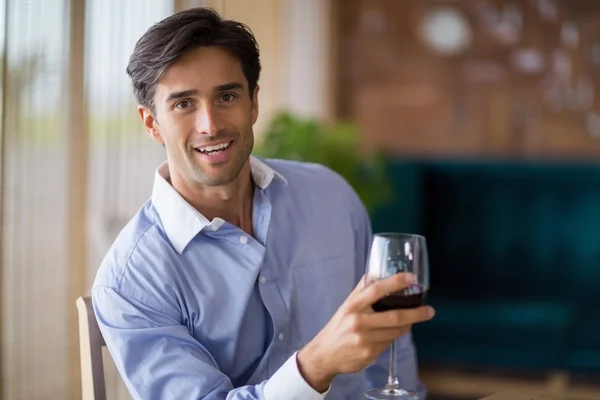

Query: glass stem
left=387, top=338, right=400, bottom=389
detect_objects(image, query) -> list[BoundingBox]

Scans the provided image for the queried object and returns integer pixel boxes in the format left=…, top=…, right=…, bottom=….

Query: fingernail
left=404, top=273, right=414, bottom=284
left=428, top=307, right=435, bottom=318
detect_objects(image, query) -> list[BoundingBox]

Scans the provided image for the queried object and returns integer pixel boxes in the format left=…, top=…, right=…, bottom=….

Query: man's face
left=140, top=46, right=258, bottom=187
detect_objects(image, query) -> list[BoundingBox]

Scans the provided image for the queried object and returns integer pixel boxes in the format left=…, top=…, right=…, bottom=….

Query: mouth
left=193, top=140, right=233, bottom=155
left=193, top=140, right=234, bottom=164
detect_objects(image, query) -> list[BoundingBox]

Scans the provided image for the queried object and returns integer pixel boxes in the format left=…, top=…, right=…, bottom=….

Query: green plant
left=254, top=111, right=393, bottom=214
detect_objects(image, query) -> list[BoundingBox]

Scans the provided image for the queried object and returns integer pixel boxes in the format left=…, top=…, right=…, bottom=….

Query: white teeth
left=197, top=141, right=231, bottom=153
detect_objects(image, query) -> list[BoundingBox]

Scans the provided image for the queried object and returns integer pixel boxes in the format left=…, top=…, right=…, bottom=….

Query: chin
left=201, top=176, right=239, bottom=187
left=192, top=168, right=241, bottom=187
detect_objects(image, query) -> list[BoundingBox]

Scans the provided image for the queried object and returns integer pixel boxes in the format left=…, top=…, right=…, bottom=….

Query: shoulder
left=92, top=200, right=175, bottom=293
left=263, top=157, right=355, bottom=197
left=262, top=157, right=370, bottom=227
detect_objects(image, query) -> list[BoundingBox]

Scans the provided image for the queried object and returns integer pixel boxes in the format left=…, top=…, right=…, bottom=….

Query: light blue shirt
left=92, top=156, right=425, bottom=400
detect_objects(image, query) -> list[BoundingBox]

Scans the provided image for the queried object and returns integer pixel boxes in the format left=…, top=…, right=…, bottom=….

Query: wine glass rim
left=374, top=232, right=426, bottom=240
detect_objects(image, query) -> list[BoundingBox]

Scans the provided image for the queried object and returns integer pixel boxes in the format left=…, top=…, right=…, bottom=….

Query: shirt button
left=211, top=224, right=218, bottom=231
left=278, top=333, right=285, bottom=341
left=239, top=236, right=248, bottom=244
left=258, top=276, right=267, bottom=284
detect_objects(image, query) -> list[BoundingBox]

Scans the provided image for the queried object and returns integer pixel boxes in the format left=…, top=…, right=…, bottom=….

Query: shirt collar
left=151, top=156, right=286, bottom=254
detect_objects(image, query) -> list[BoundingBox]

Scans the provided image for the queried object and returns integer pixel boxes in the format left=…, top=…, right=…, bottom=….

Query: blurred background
left=1, top=0, right=600, bottom=399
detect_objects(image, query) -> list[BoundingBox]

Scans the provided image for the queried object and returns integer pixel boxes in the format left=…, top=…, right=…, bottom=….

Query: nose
left=196, top=104, right=222, bottom=136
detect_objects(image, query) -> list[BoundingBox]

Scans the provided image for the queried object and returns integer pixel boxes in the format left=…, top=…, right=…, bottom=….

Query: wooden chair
left=76, top=296, right=107, bottom=400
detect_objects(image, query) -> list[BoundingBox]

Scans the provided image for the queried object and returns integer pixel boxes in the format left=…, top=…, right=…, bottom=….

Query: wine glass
left=364, top=233, right=430, bottom=400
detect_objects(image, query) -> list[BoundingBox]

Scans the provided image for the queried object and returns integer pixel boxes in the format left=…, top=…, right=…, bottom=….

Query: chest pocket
left=291, top=249, right=355, bottom=345
left=290, top=229, right=356, bottom=291
left=292, top=254, right=348, bottom=287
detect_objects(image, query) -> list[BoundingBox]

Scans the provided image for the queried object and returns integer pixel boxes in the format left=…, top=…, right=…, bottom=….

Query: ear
left=251, top=85, right=260, bottom=125
left=138, top=105, right=163, bottom=144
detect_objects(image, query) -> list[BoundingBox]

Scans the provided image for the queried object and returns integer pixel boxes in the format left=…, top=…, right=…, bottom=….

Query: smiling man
left=92, top=7, right=434, bottom=400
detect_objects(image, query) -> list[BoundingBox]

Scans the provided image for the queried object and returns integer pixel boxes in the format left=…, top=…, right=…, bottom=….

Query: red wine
left=372, top=286, right=427, bottom=312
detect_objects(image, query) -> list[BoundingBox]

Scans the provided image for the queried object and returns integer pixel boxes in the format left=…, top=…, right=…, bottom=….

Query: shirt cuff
left=264, top=352, right=331, bottom=400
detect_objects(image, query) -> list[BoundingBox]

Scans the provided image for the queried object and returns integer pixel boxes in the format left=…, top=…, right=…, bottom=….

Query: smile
left=194, top=141, right=233, bottom=155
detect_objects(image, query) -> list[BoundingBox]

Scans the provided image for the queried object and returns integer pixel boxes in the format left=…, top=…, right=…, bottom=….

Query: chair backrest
left=76, top=296, right=107, bottom=400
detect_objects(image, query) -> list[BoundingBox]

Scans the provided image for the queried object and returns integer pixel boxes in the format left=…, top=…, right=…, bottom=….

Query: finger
left=349, top=273, right=415, bottom=311
left=364, top=326, right=411, bottom=343
left=364, top=306, right=435, bottom=329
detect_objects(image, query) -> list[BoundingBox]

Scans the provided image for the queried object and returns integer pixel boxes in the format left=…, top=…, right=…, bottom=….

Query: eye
left=175, top=100, right=191, bottom=109
left=220, top=93, right=236, bottom=103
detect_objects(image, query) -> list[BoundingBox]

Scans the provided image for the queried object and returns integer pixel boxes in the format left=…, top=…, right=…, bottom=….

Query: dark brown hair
left=126, top=7, right=261, bottom=113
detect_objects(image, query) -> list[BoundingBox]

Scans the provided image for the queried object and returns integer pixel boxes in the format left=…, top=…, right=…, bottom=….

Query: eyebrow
left=165, top=89, right=198, bottom=103
left=164, top=83, right=246, bottom=104
left=215, top=82, right=245, bottom=92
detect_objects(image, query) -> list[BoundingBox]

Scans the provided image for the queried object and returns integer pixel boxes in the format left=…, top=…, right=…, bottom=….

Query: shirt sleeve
left=345, top=184, right=427, bottom=398
left=264, top=353, right=330, bottom=399
left=93, top=285, right=328, bottom=400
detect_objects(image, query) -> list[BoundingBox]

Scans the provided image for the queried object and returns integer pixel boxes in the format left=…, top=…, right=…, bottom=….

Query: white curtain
left=1, top=1, right=173, bottom=399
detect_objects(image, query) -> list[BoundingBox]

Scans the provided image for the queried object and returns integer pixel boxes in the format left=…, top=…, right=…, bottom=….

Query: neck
left=171, top=161, right=255, bottom=236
